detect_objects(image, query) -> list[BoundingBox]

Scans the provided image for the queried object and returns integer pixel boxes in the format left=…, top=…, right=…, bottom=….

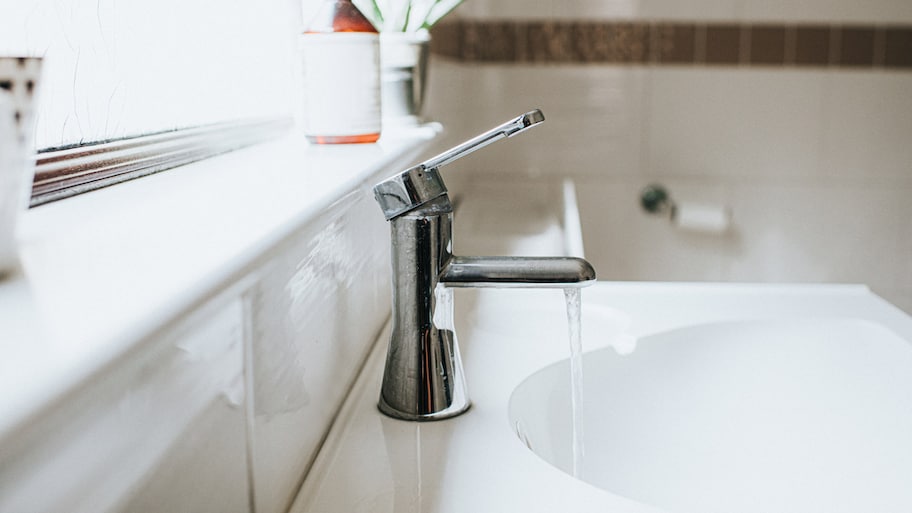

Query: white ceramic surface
left=380, top=31, right=430, bottom=124
left=0, top=125, right=439, bottom=513
left=290, top=179, right=912, bottom=513
left=510, top=318, right=912, bottom=513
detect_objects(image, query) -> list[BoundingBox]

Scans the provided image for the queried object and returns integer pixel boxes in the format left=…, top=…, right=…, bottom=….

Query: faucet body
left=373, top=110, right=596, bottom=421
left=381, top=196, right=465, bottom=420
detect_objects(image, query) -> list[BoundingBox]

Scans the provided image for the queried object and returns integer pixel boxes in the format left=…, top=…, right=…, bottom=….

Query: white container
left=380, top=31, right=430, bottom=125
left=0, top=57, right=42, bottom=277
left=0, top=92, right=19, bottom=274
left=300, top=32, right=381, bottom=143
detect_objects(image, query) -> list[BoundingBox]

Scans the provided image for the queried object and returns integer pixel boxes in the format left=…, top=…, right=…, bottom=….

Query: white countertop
left=0, top=125, right=439, bottom=441
left=289, top=180, right=912, bottom=512
left=291, top=281, right=912, bottom=513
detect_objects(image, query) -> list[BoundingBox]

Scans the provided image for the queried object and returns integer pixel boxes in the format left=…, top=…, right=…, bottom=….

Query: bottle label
left=301, top=33, right=381, bottom=137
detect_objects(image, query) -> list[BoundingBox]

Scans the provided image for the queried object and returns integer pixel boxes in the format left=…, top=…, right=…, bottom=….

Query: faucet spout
left=441, top=256, right=596, bottom=288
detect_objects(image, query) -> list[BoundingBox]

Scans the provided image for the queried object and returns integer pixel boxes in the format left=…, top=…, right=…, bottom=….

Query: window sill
left=0, top=124, right=440, bottom=439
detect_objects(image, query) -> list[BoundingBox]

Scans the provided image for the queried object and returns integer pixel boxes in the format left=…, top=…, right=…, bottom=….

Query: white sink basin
left=509, top=318, right=912, bottom=513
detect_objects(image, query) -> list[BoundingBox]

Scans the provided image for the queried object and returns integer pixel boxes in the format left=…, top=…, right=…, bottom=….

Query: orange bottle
left=302, top=0, right=381, bottom=144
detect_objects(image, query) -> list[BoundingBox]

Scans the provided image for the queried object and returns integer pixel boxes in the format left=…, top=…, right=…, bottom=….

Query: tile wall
left=433, top=21, right=912, bottom=69
left=454, top=0, right=912, bottom=23
left=424, top=1, right=912, bottom=313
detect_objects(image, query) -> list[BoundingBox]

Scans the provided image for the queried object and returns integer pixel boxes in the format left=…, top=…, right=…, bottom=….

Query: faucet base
left=378, top=396, right=471, bottom=422
left=377, top=326, right=471, bottom=421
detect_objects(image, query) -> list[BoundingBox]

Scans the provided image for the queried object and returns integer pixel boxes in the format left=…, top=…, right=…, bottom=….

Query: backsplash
left=432, top=21, right=912, bottom=69
left=423, top=2, right=912, bottom=314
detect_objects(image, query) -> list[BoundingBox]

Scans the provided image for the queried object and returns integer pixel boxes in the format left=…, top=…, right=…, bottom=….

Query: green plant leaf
left=358, top=0, right=462, bottom=32
left=352, top=0, right=384, bottom=27
left=405, top=0, right=435, bottom=32
left=379, top=0, right=409, bottom=31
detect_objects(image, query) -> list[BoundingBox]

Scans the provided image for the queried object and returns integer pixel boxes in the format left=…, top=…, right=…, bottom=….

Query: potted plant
left=352, top=0, right=463, bottom=123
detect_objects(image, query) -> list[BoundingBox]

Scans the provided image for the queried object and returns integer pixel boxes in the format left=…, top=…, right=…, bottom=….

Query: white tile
left=638, top=0, right=739, bottom=21
left=820, top=71, right=912, bottom=184
left=554, top=0, right=644, bottom=19
left=457, top=0, right=553, bottom=18
left=452, top=179, right=570, bottom=257
left=457, top=0, right=742, bottom=20
left=740, top=0, right=912, bottom=23
left=723, top=183, right=911, bottom=292
left=429, top=66, right=646, bottom=181
left=574, top=175, right=911, bottom=296
left=122, top=398, right=251, bottom=513
left=871, top=288, right=912, bottom=315
left=249, top=195, right=391, bottom=513
left=904, top=205, right=912, bottom=299
left=460, top=0, right=912, bottom=22
left=646, top=68, right=826, bottom=181
left=575, top=177, right=734, bottom=282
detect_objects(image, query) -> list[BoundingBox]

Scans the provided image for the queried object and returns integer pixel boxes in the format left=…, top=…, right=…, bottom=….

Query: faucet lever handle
left=420, top=109, right=545, bottom=169
left=373, top=163, right=447, bottom=220
left=372, top=109, right=545, bottom=221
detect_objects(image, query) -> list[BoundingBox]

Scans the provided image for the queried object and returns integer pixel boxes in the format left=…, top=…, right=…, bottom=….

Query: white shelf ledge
left=0, top=124, right=440, bottom=440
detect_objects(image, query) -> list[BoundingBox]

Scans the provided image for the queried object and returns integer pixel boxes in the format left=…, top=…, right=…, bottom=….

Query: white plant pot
left=380, top=31, right=430, bottom=125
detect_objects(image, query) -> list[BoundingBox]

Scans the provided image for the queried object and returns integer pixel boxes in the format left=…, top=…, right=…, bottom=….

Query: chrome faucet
left=372, top=110, right=597, bottom=421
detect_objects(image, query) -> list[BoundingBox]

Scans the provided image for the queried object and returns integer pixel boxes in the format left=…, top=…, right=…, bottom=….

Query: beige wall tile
left=740, top=0, right=912, bottom=24
left=646, top=68, right=825, bottom=180
left=820, top=71, right=912, bottom=183
left=427, top=65, right=647, bottom=181
left=575, top=177, right=734, bottom=282
left=722, top=184, right=911, bottom=293
left=424, top=48, right=912, bottom=312
left=455, top=0, right=912, bottom=23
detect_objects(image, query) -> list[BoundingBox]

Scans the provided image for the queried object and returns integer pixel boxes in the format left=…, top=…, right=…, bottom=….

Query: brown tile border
left=839, top=27, right=876, bottom=67
left=654, top=24, right=695, bottom=63
left=751, top=26, right=786, bottom=65
left=884, top=28, right=912, bottom=67
left=431, top=20, right=912, bottom=70
left=794, top=26, right=831, bottom=66
left=705, top=25, right=740, bottom=64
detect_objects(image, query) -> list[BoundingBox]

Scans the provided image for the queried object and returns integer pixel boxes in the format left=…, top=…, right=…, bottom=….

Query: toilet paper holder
left=640, top=184, right=732, bottom=234
left=640, top=184, right=675, bottom=216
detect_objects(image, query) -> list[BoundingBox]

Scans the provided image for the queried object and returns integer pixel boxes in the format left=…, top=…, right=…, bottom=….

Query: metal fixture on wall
left=640, top=183, right=732, bottom=234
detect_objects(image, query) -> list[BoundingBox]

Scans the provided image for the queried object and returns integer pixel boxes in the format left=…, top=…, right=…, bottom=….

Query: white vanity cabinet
left=0, top=297, right=250, bottom=513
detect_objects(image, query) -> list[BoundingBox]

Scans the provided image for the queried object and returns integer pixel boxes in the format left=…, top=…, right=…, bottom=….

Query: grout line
left=694, top=23, right=707, bottom=64
left=241, top=291, right=259, bottom=513
left=829, top=24, right=842, bottom=66
left=784, top=24, right=797, bottom=65
left=873, top=26, right=887, bottom=67
left=739, top=24, right=752, bottom=66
